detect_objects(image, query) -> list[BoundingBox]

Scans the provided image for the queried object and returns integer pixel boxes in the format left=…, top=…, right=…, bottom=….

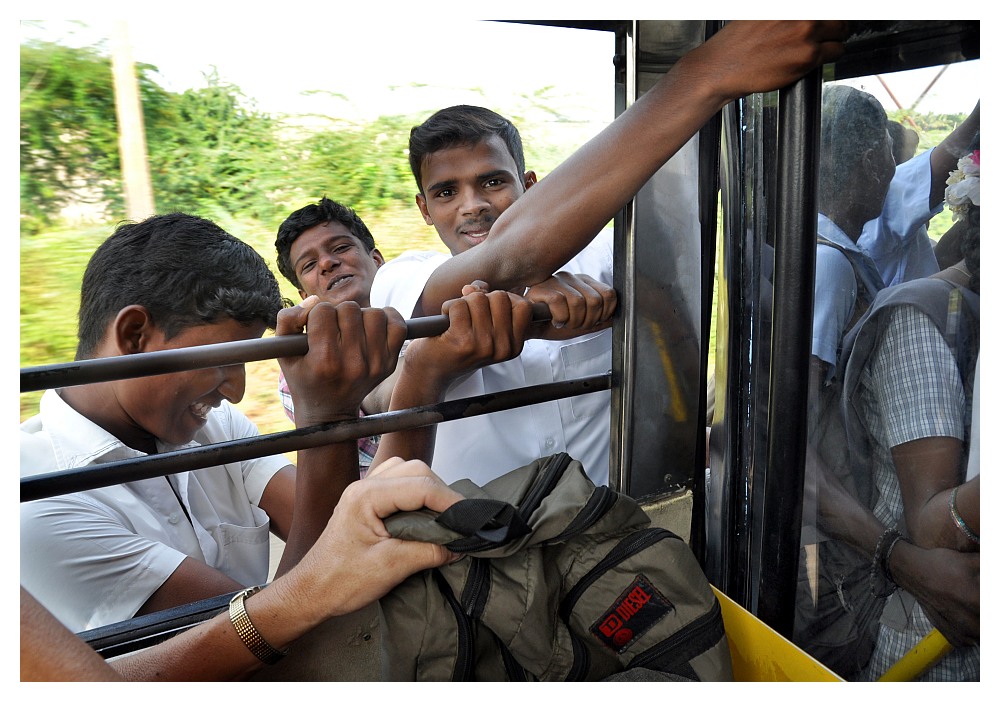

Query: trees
left=20, top=41, right=139, bottom=231
left=20, top=40, right=581, bottom=237
left=20, top=40, right=284, bottom=233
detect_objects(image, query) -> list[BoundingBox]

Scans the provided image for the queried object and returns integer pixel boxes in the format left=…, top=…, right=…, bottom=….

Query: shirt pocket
left=214, top=516, right=271, bottom=586
left=559, top=331, right=612, bottom=420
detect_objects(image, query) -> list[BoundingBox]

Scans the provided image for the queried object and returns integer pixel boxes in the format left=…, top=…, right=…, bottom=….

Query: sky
left=18, top=18, right=619, bottom=126
left=17, top=17, right=980, bottom=122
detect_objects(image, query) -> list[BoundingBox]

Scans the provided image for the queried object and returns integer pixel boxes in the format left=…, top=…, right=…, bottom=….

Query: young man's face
left=116, top=318, right=266, bottom=448
left=415, top=135, right=536, bottom=256
left=289, top=222, right=384, bottom=307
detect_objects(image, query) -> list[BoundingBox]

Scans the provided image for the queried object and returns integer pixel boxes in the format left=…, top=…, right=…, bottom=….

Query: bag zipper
left=517, top=452, right=573, bottom=521
left=557, top=528, right=680, bottom=680
left=625, top=598, right=726, bottom=679
left=459, top=558, right=532, bottom=681
left=434, top=569, right=476, bottom=681
left=560, top=528, right=679, bottom=618
left=548, top=486, right=617, bottom=543
left=493, top=629, right=530, bottom=681
left=461, top=557, right=491, bottom=618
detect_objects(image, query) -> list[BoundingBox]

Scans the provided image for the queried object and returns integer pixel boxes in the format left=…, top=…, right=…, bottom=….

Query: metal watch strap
left=228, top=586, right=288, bottom=664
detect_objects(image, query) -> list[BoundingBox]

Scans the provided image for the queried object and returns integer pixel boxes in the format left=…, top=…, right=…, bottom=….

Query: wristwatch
left=228, top=586, right=289, bottom=664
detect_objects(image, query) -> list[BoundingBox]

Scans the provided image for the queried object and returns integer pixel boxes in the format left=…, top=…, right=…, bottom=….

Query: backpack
left=379, top=452, right=733, bottom=681
left=791, top=237, right=887, bottom=678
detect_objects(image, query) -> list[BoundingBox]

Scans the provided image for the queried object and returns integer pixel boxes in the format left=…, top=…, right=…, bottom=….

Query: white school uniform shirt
left=370, top=228, right=614, bottom=487
left=20, top=389, right=288, bottom=632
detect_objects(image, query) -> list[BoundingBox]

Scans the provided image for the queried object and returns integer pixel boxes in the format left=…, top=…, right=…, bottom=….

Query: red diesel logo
left=590, top=574, right=674, bottom=654
left=598, top=584, right=653, bottom=636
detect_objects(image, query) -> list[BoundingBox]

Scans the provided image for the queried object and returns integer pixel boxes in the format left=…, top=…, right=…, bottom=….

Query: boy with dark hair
left=371, top=21, right=852, bottom=488
left=376, top=102, right=617, bottom=487
left=273, top=197, right=387, bottom=473
left=274, top=196, right=383, bottom=308
left=272, top=195, right=614, bottom=476
left=21, top=212, right=407, bottom=632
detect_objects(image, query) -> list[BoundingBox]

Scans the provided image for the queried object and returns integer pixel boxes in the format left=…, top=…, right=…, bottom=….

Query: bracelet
left=870, top=527, right=904, bottom=598
left=949, top=486, right=980, bottom=544
left=229, top=586, right=289, bottom=665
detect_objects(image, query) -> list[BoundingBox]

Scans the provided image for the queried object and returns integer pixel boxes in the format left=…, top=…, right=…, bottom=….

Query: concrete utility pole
left=110, top=20, right=155, bottom=220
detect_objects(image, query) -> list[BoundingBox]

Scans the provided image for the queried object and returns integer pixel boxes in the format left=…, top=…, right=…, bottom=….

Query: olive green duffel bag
left=379, top=452, right=732, bottom=682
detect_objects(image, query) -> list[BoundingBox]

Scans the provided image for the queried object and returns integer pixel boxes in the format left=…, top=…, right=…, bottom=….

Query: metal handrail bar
left=21, top=372, right=612, bottom=502
left=21, top=303, right=552, bottom=393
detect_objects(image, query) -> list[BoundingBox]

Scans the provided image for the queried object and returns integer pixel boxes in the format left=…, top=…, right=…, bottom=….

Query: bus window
left=793, top=63, right=980, bottom=681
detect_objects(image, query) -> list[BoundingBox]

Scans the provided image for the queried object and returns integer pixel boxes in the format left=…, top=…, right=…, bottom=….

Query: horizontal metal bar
left=80, top=591, right=235, bottom=659
left=21, top=373, right=612, bottom=502
left=20, top=303, right=552, bottom=393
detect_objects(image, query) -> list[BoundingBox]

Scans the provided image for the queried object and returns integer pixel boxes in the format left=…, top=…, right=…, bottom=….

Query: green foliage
left=146, top=72, right=288, bottom=223
left=886, top=109, right=968, bottom=154
left=275, top=111, right=420, bottom=220
left=20, top=41, right=123, bottom=232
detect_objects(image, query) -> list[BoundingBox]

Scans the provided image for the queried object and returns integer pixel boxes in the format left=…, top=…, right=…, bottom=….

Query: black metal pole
left=21, top=373, right=611, bottom=502
left=20, top=304, right=552, bottom=393
left=757, top=69, right=821, bottom=636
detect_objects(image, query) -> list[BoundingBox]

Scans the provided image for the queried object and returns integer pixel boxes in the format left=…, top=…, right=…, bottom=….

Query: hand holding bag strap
left=383, top=498, right=532, bottom=553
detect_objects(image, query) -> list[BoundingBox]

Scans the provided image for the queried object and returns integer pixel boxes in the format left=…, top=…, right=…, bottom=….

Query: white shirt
left=20, top=390, right=288, bottom=632
left=370, top=229, right=614, bottom=487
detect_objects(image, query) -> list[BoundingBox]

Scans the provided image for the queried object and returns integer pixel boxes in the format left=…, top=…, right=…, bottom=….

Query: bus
left=20, top=19, right=980, bottom=682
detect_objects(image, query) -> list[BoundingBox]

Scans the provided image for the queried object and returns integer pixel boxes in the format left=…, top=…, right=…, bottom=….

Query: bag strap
left=437, top=499, right=532, bottom=553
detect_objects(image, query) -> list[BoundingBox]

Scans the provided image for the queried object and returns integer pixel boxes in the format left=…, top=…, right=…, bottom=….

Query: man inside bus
left=20, top=213, right=535, bottom=634
left=22, top=456, right=466, bottom=681
left=858, top=101, right=979, bottom=288
left=796, top=87, right=980, bottom=677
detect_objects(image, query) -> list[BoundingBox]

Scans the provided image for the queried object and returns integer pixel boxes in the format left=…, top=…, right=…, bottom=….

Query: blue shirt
left=859, top=148, right=942, bottom=287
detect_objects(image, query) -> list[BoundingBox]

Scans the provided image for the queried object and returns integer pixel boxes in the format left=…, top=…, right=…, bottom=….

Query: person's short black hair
left=274, top=197, right=377, bottom=290
left=819, top=85, right=890, bottom=193
left=76, top=212, right=284, bottom=359
left=408, top=105, right=526, bottom=194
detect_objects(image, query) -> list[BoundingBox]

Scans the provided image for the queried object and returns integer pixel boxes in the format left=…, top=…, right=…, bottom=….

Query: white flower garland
left=944, top=150, right=980, bottom=222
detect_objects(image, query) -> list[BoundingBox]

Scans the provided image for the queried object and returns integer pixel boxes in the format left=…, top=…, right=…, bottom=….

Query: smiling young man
left=273, top=198, right=389, bottom=475
left=20, top=213, right=406, bottom=632
left=370, top=21, right=851, bottom=488
left=274, top=196, right=615, bottom=477
left=371, top=106, right=616, bottom=487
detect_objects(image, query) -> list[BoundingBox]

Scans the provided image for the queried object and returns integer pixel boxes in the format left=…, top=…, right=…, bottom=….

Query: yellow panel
left=713, top=586, right=845, bottom=682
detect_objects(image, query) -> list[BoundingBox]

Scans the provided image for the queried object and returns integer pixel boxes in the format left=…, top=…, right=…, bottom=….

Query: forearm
left=909, top=475, right=979, bottom=552
left=111, top=568, right=330, bottom=681
left=372, top=357, right=455, bottom=468
left=884, top=540, right=980, bottom=646
left=274, top=441, right=359, bottom=574
left=929, top=101, right=980, bottom=204
left=422, top=56, right=727, bottom=313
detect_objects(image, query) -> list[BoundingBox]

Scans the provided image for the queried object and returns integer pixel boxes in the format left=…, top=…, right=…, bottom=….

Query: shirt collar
left=817, top=213, right=865, bottom=253
left=34, top=389, right=201, bottom=471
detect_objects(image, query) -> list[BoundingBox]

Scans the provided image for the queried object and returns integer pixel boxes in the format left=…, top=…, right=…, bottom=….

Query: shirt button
left=545, top=438, right=555, bottom=448
left=168, top=513, right=180, bottom=524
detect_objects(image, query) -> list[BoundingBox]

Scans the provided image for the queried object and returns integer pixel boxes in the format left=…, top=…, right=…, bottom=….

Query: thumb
left=462, top=280, right=490, bottom=295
